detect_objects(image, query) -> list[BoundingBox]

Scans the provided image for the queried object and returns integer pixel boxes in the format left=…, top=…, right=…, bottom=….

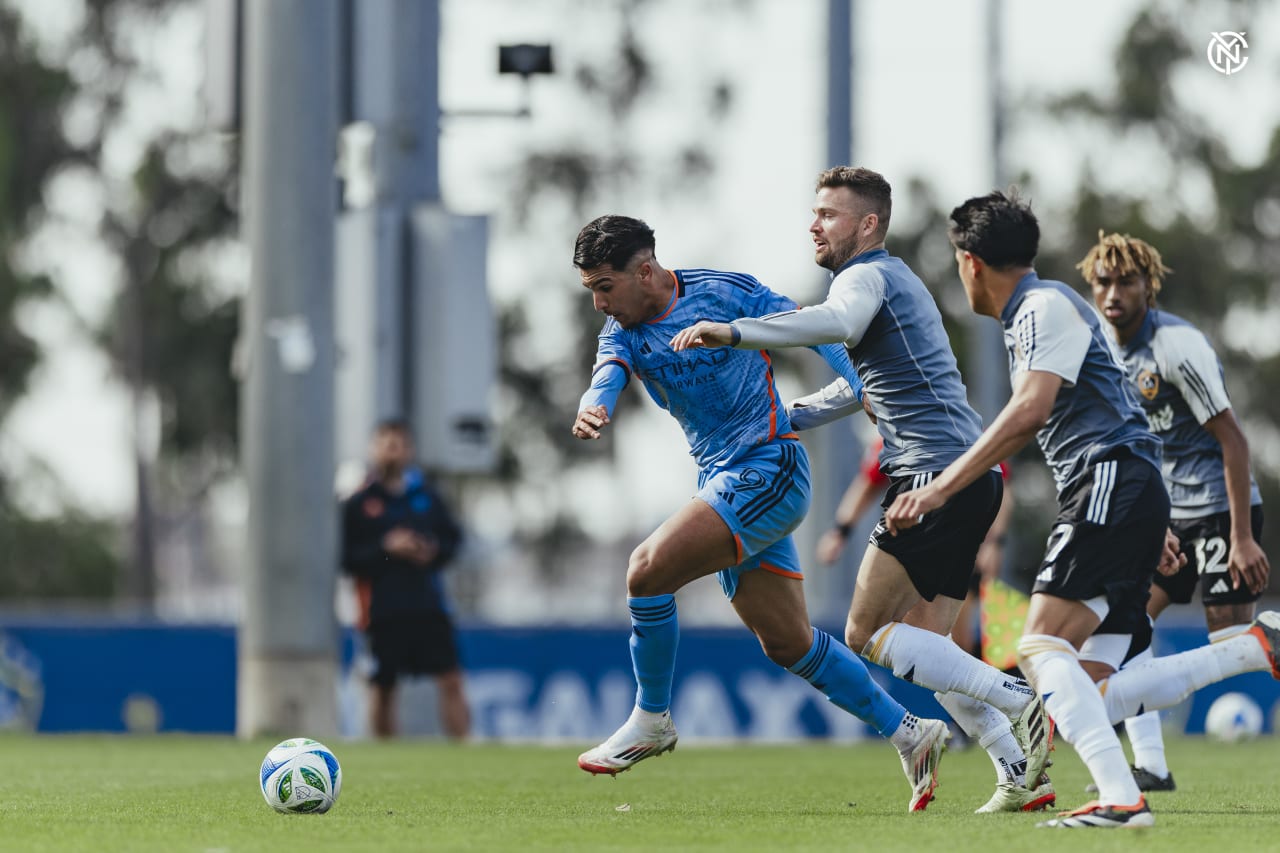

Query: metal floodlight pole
left=802, top=0, right=862, bottom=625
left=238, top=0, right=340, bottom=738
left=969, top=0, right=1012, bottom=425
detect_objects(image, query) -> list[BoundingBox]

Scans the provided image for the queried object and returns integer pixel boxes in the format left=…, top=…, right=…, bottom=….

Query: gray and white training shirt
left=1001, top=272, right=1162, bottom=495
left=732, top=247, right=983, bottom=478
left=1112, top=308, right=1260, bottom=519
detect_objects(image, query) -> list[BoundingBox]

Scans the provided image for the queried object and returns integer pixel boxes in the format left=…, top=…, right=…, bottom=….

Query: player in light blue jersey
left=1079, top=231, right=1274, bottom=792
left=887, top=191, right=1280, bottom=828
left=570, top=214, right=951, bottom=812
left=672, top=168, right=1053, bottom=814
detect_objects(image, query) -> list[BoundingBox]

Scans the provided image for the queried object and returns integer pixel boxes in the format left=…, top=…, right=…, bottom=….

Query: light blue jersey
left=1001, top=272, right=1161, bottom=494
left=1114, top=308, right=1260, bottom=519
left=733, top=248, right=984, bottom=477
left=580, top=268, right=860, bottom=472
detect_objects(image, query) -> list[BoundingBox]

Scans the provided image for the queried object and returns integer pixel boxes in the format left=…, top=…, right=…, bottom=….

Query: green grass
left=0, top=733, right=1276, bottom=851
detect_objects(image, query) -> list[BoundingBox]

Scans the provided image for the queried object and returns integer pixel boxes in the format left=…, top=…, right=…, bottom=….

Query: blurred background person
left=341, top=418, right=470, bottom=740
left=814, top=435, right=891, bottom=568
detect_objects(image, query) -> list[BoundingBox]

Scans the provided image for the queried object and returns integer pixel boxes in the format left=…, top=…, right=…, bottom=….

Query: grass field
left=0, top=732, right=1276, bottom=852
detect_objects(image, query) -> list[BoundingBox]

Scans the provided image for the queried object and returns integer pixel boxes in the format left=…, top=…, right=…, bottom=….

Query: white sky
left=4, top=0, right=1277, bottom=520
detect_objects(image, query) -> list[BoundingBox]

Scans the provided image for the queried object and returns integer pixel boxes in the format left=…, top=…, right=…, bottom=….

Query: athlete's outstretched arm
left=574, top=360, right=629, bottom=440
left=814, top=341, right=864, bottom=398
left=670, top=268, right=884, bottom=353
left=572, top=404, right=611, bottom=440
left=883, top=369, right=1060, bottom=534
left=787, top=378, right=863, bottom=430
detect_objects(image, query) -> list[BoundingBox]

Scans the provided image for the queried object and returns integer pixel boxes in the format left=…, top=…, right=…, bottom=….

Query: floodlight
left=498, top=44, right=553, bottom=77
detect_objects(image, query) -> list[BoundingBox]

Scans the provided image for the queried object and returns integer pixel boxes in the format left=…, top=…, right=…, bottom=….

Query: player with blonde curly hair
left=1079, top=230, right=1272, bottom=794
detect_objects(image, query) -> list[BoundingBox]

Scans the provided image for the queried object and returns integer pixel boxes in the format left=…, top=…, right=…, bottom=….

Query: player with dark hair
left=341, top=418, right=469, bottom=739
left=885, top=190, right=1280, bottom=828
left=1079, top=231, right=1273, bottom=791
left=571, top=213, right=953, bottom=812
left=671, top=167, right=1053, bottom=815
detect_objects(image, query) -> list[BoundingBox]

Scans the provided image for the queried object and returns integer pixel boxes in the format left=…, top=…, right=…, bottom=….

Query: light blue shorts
left=696, top=439, right=811, bottom=600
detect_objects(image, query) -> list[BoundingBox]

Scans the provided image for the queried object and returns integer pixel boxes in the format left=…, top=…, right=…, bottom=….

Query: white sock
left=628, top=706, right=667, bottom=728
left=1119, top=648, right=1167, bottom=777
left=1125, top=711, right=1167, bottom=778
left=936, top=691, right=1026, bottom=785
left=1018, top=634, right=1141, bottom=806
left=864, top=622, right=1034, bottom=717
left=1099, top=631, right=1269, bottom=722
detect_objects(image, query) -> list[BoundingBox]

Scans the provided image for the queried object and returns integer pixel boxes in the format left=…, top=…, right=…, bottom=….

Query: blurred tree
left=93, top=132, right=240, bottom=606
left=78, top=1, right=241, bottom=607
left=0, top=509, right=120, bottom=601
left=1031, top=1, right=1280, bottom=578
left=885, top=0, right=1280, bottom=588
left=0, top=5, right=65, bottom=419
left=483, top=0, right=742, bottom=581
left=0, top=0, right=238, bottom=605
left=0, top=3, right=128, bottom=600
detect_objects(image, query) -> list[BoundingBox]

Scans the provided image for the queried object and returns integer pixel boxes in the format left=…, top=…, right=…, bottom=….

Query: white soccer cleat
left=1036, top=796, right=1154, bottom=829
left=975, top=773, right=1056, bottom=813
left=1247, top=610, right=1280, bottom=679
left=898, top=717, right=950, bottom=812
left=577, top=710, right=678, bottom=777
left=1011, top=694, right=1054, bottom=788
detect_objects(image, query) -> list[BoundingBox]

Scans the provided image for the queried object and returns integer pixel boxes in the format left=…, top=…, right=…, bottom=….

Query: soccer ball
left=259, top=738, right=343, bottom=814
left=1204, top=692, right=1263, bottom=743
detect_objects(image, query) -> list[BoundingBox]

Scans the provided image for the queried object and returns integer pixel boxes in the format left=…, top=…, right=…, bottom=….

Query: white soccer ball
left=1204, top=692, right=1263, bottom=743
left=259, top=737, right=343, bottom=814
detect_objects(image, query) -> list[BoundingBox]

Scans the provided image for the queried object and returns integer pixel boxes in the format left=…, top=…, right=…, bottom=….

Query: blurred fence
left=0, top=614, right=1276, bottom=738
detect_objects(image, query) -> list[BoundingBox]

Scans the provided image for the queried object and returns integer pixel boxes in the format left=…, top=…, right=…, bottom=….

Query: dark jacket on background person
left=341, top=466, right=463, bottom=628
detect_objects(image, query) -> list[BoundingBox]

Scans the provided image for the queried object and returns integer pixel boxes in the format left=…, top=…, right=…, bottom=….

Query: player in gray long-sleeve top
left=671, top=167, right=1052, bottom=815
left=886, top=190, right=1280, bottom=828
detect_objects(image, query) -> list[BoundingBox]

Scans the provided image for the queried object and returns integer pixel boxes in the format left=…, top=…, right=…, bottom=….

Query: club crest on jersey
left=1136, top=369, right=1160, bottom=400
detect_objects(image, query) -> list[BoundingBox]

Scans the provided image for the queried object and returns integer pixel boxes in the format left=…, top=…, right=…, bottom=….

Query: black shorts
left=1158, top=505, right=1265, bottom=607
left=870, top=469, right=1003, bottom=602
left=1032, top=452, right=1168, bottom=638
left=367, top=611, right=462, bottom=688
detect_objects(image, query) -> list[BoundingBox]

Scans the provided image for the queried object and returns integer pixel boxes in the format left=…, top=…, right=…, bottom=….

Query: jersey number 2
left=1192, top=536, right=1227, bottom=575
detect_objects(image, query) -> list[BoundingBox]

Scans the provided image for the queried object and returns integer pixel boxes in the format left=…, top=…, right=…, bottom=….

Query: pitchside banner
left=0, top=619, right=1276, bottom=737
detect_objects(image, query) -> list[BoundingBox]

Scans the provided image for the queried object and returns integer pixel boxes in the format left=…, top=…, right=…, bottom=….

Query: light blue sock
left=789, top=627, right=907, bottom=737
left=629, top=594, right=679, bottom=712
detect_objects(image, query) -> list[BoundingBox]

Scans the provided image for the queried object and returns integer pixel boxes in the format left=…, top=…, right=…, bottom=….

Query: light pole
left=238, top=0, right=340, bottom=738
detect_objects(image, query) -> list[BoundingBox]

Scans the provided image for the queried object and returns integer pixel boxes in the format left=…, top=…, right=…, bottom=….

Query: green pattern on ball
left=276, top=769, right=292, bottom=802
left=289, top=799, right=324, bottom=813
left=298, top=766, right=326, bottom=793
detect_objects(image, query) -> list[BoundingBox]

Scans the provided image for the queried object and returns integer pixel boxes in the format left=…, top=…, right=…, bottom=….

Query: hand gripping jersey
left=580, top=268, right=860, bottom=472
left=1112, top=308, right=1260, bottom=519
left=1000, top=272, right=1161, bottom=494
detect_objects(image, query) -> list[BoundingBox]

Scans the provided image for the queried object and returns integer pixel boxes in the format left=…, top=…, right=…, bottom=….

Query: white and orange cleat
left=577, top=709, right=678, bottom=777
left=1011, top=693, right=1054, bottom=790
left=975, top=772, right=1056, bottom=813
left=898, top=717, right=950, bottom=812
left=1037, top=796, right=1154, bottom=829
left=1247, top=611, right=1280, bottom=679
